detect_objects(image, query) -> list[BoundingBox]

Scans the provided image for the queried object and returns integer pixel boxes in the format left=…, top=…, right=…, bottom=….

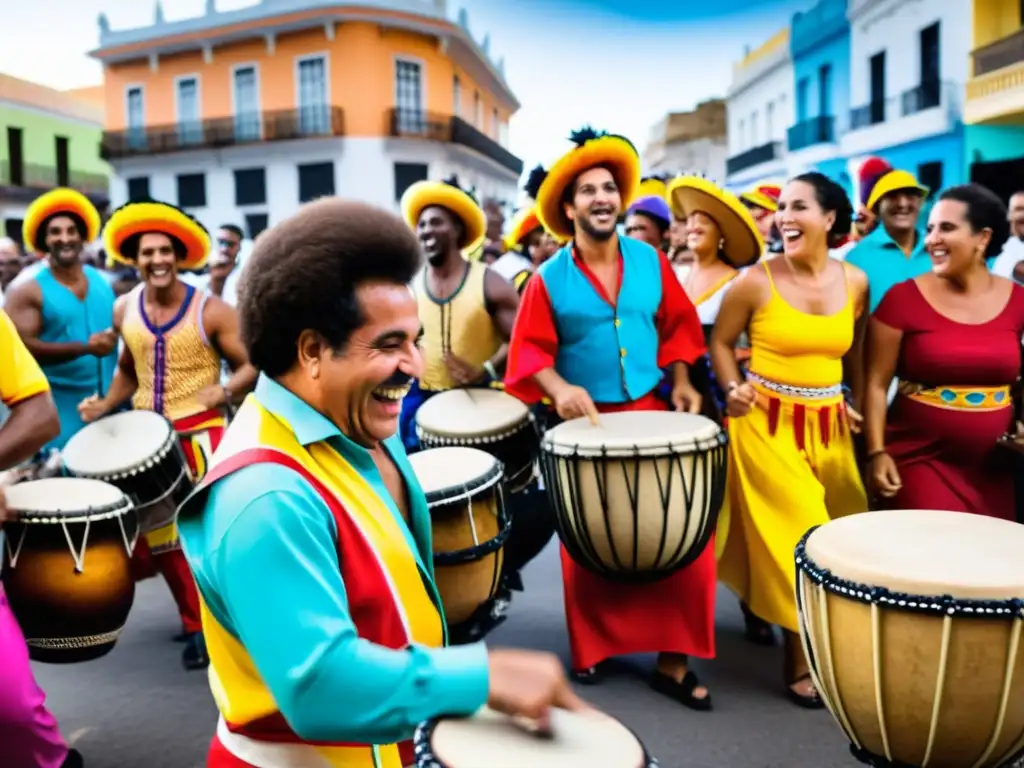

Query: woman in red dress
left=865, top=184, right=1024, bottom=519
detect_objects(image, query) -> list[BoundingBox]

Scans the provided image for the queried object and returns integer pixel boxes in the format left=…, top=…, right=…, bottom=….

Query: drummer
left=4, top=188, right=118, bottom=453
left=175, top=198, right=584, bottom=768
left=0, top=310, right=82, bottom=768
left=505, top=127, right=717, bottom=710
left=77, top=199, right=257, bottom=671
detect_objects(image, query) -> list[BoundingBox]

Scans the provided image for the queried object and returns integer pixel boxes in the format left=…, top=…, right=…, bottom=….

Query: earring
left=310, top=361, right=320, bottom=380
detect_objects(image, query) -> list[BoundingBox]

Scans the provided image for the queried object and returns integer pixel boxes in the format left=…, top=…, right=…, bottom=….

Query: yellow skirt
left=717, top=388, right=868, bottom=633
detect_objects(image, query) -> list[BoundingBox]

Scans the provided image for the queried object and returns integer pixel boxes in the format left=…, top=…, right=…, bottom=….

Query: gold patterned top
left=122, top=283, right=222, bottom=422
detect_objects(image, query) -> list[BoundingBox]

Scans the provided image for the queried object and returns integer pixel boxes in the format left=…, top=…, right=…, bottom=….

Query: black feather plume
left=568, top=126, right=607, bottom=146
left=441, top=174, right=479, bottom=205
left=523, top=165, right=547, bottom=200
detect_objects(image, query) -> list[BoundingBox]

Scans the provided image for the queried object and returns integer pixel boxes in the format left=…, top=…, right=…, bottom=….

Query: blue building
left=785, top=0, right=852, bottom=194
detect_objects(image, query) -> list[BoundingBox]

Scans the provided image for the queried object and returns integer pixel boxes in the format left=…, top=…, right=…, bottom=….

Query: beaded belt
left=898, top=382, right=1011, bottom=412
left=747, top=372, right=844, bottom=400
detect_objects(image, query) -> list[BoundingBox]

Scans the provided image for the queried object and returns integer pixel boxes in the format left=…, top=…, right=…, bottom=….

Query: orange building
left=90, top=0, right=522, bottom=239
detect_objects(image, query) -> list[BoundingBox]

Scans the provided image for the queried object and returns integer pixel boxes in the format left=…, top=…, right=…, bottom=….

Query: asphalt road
left=34, top=540, right=860, bottom=768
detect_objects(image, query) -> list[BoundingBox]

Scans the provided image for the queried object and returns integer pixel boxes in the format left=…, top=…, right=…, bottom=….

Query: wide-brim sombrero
left=866, top=169, right=929, bottom=212
left=739, top=180, right=783, bottom=213
left=503, top=205, right=542, bottom=251
left=536, top=130, right=641, bottom=241
left=401, top=181, right=486, bottom=253
left=668, top=176, right=765, bottom=268
left=23, top=188, right=102, bottom=255
left=104, top=200, right=211, bottom=271
left=637, top=177, right=668, bottom=201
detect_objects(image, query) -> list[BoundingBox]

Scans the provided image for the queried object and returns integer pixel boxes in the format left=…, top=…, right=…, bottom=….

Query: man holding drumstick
left=176, top=198, right=585, bottom=768
left=504, top=128, right=717, bottom=710
left=0, top=309, right=82, bottom=768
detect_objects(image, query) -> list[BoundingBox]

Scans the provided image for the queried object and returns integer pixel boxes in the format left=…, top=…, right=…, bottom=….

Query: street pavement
left=34, top=540, right=858, bottom=768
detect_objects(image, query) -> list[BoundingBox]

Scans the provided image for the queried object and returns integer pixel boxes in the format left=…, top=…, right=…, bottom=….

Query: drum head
left=429, top=707, right=645, bottom=767
left=804, top=509, right=1024, bottom=599
left=408, top=447, right=503, bottom=506
left=416, top=389, right=529, bottom=439
left=543, top=411, right=721, bottom=458
left=62, top=411, right=173, bottom=477
left=5, top=478, right=128, bottom=520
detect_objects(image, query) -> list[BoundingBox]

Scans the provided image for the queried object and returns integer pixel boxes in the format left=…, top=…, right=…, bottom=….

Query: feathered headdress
left=523, top=164, right=548, bottom=201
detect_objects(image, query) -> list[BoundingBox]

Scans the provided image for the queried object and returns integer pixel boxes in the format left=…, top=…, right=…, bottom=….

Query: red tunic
left=506, top=246, right=716, bottom=669
left=876, top=280, right=1024, bottom=520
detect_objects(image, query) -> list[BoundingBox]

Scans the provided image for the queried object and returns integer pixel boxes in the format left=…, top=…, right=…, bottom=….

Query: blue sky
left=0, top=0, right=807, bottom=174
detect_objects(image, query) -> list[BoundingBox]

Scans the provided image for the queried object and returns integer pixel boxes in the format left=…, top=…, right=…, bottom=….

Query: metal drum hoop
left=427, top=460, right=512, bottom=568
left=62, top=414, right=177, bottom=482
left=540, top=429, right=728, bottom=583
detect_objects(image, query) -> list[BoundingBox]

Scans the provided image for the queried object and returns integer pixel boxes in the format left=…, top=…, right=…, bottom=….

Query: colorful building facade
left=90, top=0, right=522, bottom=239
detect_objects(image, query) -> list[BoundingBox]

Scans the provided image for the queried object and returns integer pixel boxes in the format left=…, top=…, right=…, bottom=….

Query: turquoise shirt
left=178, top=375, right=489, bottom=745
left=844, top=226, right=929, bottom=314
left=35, top=264, right=116, bottom=450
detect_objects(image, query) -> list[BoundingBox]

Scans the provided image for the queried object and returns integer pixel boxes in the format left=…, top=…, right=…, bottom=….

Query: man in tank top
left=5, top=189, right=118, bottom=454
left=77, top=200, right=257, bottom=671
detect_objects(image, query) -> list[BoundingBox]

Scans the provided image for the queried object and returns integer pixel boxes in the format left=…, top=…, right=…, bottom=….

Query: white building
left=643, top=101, right=728, bottom=182
left=91, top=0, right=522, bottom=240
left=725, top=28, right=794, bottom=193
left=842, top=0, right=971, bottom=191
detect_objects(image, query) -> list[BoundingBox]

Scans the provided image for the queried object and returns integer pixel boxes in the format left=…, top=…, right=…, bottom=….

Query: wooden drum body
left=62, top=410, right=194, bottom=535
left=416, top=388, right=539, bottom=494
left=414, top=707, right=660, bottom=767
left=407, top=447, right=511, bottom=630
left=540, top=411, right=727, bottom=582
left=796, top=510, right=1024, bottom=768
left=2, top=478, right=138, bottom=663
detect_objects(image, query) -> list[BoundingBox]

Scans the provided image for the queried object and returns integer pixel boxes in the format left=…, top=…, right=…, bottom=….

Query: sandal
left=571, top=662, right=607, bottom=685
left=740, top=602, right=776, bottom=646
left=785, top=672, right=824, bottom=710
left=650, top=669, right=713, bottom=712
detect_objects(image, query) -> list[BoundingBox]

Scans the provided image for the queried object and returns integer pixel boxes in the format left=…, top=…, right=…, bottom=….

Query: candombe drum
left=62, top=410, right=194, bottom=536
left=407, top=447, right=510, bottom=639
left=416, top=388, right=540, bottom=493
left=796, top=510, right=1024, bottom=768
left=414, top=706, right=660, bottom=768
left=539, top=411, right=726, bottom=581
left=2, top=477, right=138, bottom=663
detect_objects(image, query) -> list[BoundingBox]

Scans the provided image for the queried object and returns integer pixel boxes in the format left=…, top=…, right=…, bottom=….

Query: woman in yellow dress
left=709, top=172, right=869, bottom=707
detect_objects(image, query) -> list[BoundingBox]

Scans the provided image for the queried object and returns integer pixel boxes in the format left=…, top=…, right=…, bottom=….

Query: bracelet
left=482, top=360, right=498, bottom=381
left=223, top=385, right=233, bottom=404
left=866, top=449, right=887, bottom=461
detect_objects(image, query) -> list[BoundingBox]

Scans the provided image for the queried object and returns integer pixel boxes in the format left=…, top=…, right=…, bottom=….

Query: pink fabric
left=0, top=584, right=68, bottom=768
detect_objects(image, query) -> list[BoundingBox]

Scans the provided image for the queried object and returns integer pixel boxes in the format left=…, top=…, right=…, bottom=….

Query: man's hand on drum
left=670, top=381, right=702, bottom=414
left=77, top=394, right=111, bottom=424
left=868, top=452, right=902, bottom=499
left=86, top=329, right=118, bottom=358
left=486, top=648, right=589, bottom=732
left=444, top=353, right=485, bottom=386
left=725, top=381, right=757, bottom=418
left=552, top=384, right=600, bottom=425
left=196, top=384, right=229, bottom=409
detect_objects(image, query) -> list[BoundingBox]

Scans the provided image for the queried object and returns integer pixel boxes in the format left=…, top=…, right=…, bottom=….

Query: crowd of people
left=0, top=126, right=1021, bottom=767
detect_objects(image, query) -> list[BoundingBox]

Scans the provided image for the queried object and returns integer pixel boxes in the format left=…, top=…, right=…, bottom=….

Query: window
left=750, top=111, right=758, bottom=145
left=296, top=56, right=328, bottom=135
left=126, top=86, right=145, bottom=150
left=233, top=65, right=260, bottom=141
left=796, top=77, right=809, bottom=122
left=498, top=120, right=509, bottom=148
left=738, top=119, right=745, bottom=149
left=395, top=59, right=424, bottom=133
left=474, top=92, right=482, bottom=128
left=492, top=107, right=499, bottom=139
left=234, top=168, right=266, bottom=207
left=918, top=23, right=941, bottom=110
left=244, top=213, right=269, bottom=240
left=126, top=176, right=150, bottom=201
left=917, top=161, right=943, bottom=199
left=55, top=136, right=69, bottom=187
left=176, top=76, right=201, bottom=145
left=870, top=52, right=887, bottom=123
left=453, top=75, right=461, bottom=118
left=818, top=64, right=832, bottom=117
left=766, top=101, right=775, bottom=140
left=176, top=173, right=206, bottom=208
left=297, top=162, right=335, bottom=203
left=394, top=162, right=429, bottom=202
left=6, top=128, right=23, bottom=186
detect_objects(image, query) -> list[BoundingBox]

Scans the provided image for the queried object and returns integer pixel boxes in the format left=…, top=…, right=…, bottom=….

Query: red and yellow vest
left=182, top=397, right=445, bottom=767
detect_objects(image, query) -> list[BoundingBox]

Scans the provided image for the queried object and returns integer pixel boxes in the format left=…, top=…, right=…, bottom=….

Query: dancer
left=176, top=198, right=584, bottom=768
left=505, top=128, right=716, bottom=711
left=78, top=200, right=257, bottom=670
left=865, top=184, right=1024, bottom=520
left=711, top=172, right=869, bottom=707
left=0, top=309, right=81, bottom=768
left=5, top=189, right=117, bottom=452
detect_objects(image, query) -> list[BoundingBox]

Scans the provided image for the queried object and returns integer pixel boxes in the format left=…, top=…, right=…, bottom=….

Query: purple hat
left=626, top=195, right=672, bottom=229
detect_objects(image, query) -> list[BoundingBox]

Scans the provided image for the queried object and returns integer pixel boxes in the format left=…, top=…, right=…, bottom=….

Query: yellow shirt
left=0, top=310, right=49, bottom=405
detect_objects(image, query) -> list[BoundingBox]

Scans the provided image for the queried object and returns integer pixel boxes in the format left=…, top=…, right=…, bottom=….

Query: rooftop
left=0, top=74, right=104, bottom=124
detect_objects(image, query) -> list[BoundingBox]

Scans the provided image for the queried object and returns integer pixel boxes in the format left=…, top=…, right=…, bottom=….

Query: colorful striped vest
left=179, top=397, right=446, bottom=768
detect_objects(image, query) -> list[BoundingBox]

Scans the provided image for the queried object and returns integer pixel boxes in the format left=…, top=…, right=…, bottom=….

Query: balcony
left=0, top=161, right=109, bottom=202
left=100, top=106, right=345, bottom=160
left=787, top=116, right=835, bottom=152
left=973, top=28, right=1024, bottom=78
left=726, top=141, right=782, bottom=176
left=387, top=108, right=523, bottom=176
left=900, top=81, right=942, bottom=115
left=842, top=81, right=960, bottom=156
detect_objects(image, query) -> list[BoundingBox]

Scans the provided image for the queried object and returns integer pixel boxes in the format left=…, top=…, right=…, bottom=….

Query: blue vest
left=539, top=238, right=662, bottom=404
left=36, top=265, right=116, bottom=450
